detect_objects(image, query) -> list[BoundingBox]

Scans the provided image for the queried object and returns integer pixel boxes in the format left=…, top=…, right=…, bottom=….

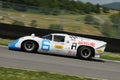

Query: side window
left=42, top=35, right=52, bottom=40
left=54, top=35, right=65, bottom=42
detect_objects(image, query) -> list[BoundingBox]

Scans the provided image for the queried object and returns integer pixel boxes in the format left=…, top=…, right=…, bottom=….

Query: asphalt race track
left=0, top=46, right=120, bottom=80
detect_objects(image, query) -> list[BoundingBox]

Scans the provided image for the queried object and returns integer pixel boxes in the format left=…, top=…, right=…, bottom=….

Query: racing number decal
left=71, top=43, right=77, bottom=50
left=41, top=40, right=50, bottom=51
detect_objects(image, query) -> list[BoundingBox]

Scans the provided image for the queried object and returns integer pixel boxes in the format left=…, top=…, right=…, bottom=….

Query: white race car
left=8, top=33, right=107, bottom=59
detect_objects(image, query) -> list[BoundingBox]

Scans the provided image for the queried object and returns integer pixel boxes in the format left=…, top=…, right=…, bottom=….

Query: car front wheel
left=21, top=40, right=38, bottom=53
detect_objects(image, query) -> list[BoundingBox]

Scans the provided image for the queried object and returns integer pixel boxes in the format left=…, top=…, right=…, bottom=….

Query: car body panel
left=8, top=33, right=107, bottom=59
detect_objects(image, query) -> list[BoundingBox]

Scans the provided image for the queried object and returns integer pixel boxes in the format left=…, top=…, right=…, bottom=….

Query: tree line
left=0, top=0, right=110, bottom=14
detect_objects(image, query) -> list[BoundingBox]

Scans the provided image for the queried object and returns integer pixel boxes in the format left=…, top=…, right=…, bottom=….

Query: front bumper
left=8, top=39, right=21, bottom=50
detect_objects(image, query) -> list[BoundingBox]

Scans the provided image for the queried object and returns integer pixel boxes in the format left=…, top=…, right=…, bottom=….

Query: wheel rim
left=80, top=48, right=91, bottom=58
left=24, top=41, right=35, bottom=51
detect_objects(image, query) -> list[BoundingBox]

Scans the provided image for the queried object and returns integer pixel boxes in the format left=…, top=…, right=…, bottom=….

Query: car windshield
left=42, top=34, right=52, bottom=40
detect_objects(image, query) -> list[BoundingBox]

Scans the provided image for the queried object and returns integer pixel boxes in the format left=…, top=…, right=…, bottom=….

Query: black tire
left=21, top=40, right=38, bottom=53
left=77, top=46, right=94, bottom=59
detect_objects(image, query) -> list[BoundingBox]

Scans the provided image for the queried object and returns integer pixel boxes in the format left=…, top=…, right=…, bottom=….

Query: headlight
left=96, top=49, right=103, bottom=53
left=96, top=44, right=106, bottom=53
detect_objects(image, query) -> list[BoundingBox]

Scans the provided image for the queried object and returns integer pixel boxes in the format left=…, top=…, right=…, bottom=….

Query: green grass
left=0, top=67, right=96, bottom=80
left=0, top=38, right=13, bottom=46
left=101, top=52, right=120, bottom=61
left=0, top=8, right=119, bottom=39
left=0, top=9, right=103, bottom=36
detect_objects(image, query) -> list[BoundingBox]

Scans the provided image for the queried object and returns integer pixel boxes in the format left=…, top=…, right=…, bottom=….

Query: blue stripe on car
left=8, top=39, right=21, bottom=50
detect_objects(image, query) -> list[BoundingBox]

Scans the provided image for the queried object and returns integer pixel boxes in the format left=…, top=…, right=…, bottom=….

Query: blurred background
left=0, top=0, right=120, bottom=39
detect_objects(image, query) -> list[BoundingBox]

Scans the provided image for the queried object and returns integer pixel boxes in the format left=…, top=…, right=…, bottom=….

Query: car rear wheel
left=21, top=40, right=38, bottom=52
left=77, top=46, right=94, bottom=59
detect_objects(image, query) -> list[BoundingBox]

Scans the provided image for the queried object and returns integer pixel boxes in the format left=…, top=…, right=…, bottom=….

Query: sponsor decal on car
left=78, top=41, right=95, bottom=47
left=71, top=42, right=77, bottom=50
left=54, top=45, right=64, bottom=49
left=69, top=35, right=78, bottom=41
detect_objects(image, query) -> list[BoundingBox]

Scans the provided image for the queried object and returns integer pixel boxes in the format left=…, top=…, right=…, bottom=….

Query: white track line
left=101, top=59, right=120, bottom=63
left=0, top=45, right=7, bottom=48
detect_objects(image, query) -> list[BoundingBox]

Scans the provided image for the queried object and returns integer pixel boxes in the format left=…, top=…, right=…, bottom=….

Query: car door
left=50, top=35, right=67, bottom=55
